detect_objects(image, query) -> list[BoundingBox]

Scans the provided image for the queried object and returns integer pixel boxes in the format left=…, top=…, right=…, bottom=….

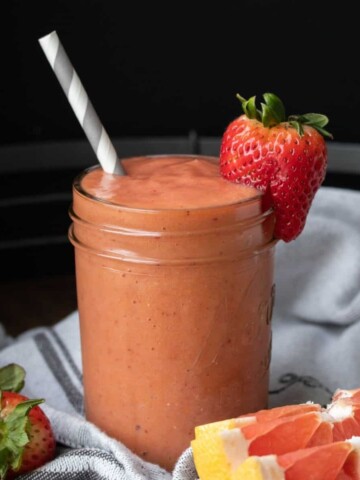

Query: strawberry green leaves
left=237, top=92, right=286, bottom=127
left=236, top=94, right=260, bottom=120
left=261, top=93, right=286, bottom=127
left=0, top=364, right=26, bottom=393
left=289, top=113, right=333, bottom=138
left=0, top=364, right=54, bottom=479
left=237, top=92, right=332, bottom=138
left=0, top=399, right=45, bottom=479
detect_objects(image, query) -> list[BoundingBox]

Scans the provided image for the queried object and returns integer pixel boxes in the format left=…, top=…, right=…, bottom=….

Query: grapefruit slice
left=191, top=410, right=333, bottom=480
left=191, top=390, right=360, bottom=479
left=233, top=438, right=360, bottom=480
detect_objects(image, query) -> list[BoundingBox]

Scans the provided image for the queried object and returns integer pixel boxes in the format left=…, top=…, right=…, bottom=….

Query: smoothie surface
left=80, top=156, right=261, bottom=209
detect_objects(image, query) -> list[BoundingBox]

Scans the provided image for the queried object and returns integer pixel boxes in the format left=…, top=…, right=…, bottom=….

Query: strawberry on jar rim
left=219, top=93, right=332, bottom=242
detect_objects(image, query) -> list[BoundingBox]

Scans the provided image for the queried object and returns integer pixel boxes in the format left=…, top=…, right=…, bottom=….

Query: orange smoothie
left=69, top=155, right=276, bottom=470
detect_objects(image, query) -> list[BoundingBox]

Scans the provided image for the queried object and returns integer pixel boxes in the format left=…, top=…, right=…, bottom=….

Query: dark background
left=1, top=1, right=360, bottom=334
left=1, top=0, right=359, bottom=144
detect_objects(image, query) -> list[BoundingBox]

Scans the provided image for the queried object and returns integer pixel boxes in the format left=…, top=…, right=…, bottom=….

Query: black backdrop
left=1, top=0, right=359, bottom=145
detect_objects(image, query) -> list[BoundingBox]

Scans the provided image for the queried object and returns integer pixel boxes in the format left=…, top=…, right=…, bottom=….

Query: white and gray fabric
left=1, top=185, right=360, bottom=479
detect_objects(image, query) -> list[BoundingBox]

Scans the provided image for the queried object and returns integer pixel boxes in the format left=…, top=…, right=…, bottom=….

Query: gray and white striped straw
left=38, top=31, right=124, bottom=175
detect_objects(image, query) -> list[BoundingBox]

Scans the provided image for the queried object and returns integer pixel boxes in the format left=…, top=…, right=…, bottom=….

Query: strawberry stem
left=236, top=92, right=332, bottom=138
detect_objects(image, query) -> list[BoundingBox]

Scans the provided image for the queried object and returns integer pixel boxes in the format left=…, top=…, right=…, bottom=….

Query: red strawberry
left=0, top=364, right=56, bottom=479
left=219, top=93, right=332, bottom=242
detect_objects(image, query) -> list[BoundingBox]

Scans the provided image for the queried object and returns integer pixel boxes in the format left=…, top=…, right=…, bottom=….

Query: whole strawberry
left=220, top=93, right=332, bottom=242
left=0, top=364, right=56, bottom=479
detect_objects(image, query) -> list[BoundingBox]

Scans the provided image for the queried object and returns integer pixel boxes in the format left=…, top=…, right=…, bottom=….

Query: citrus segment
left=251, top=403, right=321, bottom=423
left=306, top=420, right=335, bottom=447
left=232, top=455, right=285, bottom=480
left=232, top=440, right=360, bottom=480
left=194, top=416, right=255, bottom=440
left=328, top=399, right=360, bottom=441
left=195, top=403, right=321, bottom=440
left=244, top=411, right=333, bottom=456
left=333, top=389, right=360, bottom=403
left=278, top=441, right=354, bottom=479
left=191, top=433, right=236, bottom=480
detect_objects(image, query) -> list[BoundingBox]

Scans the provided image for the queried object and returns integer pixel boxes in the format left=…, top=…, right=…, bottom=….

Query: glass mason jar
left=68, top=155, right=276, bottom=471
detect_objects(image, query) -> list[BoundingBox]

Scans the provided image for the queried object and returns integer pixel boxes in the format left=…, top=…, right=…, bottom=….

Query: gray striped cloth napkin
left=1, top=185, right=360, bottom=479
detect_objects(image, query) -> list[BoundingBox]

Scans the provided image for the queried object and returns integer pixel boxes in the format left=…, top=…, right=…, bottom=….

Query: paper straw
left=38, top=31, right=124, bottom=175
